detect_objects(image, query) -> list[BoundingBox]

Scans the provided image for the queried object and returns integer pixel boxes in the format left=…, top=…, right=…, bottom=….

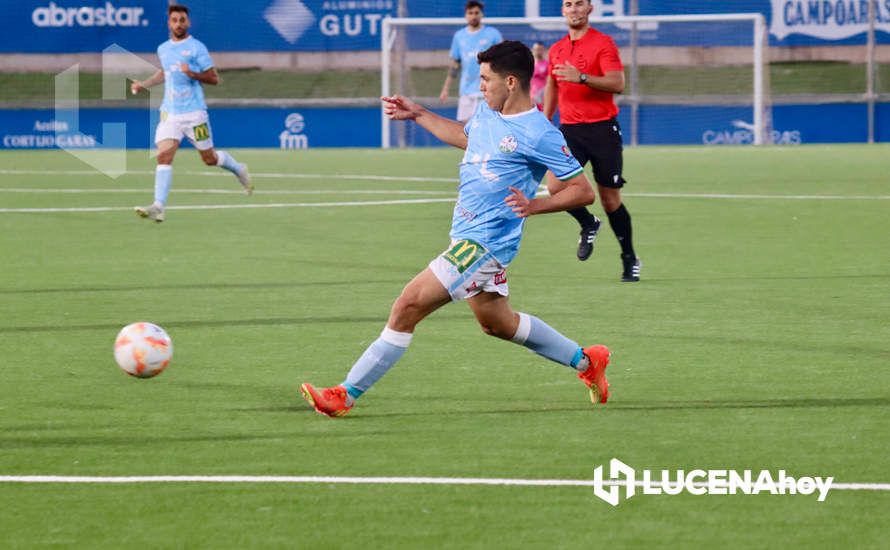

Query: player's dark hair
left=168, top=4, right=189, bottom=16
left=477, top=40, right=534, bottom=92
left=465, top=1, right=484, bottom=12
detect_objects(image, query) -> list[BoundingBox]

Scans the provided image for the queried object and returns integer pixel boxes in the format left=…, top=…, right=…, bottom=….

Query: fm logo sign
left=279, top=112, right=308, bottom=149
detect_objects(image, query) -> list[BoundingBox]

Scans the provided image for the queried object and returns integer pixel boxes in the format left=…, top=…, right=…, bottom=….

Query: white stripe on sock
left=380, top=327, right=413, bottom=348
left=510, top=312, right=531, bottom=344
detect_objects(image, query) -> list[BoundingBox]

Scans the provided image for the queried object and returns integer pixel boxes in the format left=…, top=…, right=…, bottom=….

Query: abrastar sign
left=31, top=1, right=149, bottom=28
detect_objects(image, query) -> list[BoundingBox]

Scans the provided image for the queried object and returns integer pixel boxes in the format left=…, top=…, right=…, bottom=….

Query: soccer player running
left=439, top=1, right=503, bottom=123
left=130, top=4, right=251, bottom=223
left=544, top=0, right=641, bottom=281
left=301, top=41, right=611, bottom=418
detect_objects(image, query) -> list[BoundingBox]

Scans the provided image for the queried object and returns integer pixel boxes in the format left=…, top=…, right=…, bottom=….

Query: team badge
left=561, top=145, right=571, bottom=157
left=498, top=135, right=518, bottom=154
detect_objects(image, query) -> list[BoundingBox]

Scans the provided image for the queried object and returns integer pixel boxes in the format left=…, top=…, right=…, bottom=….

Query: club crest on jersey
left=499, top=135, right=518, bottom=154
left=561, top=145, right=571, bottom=157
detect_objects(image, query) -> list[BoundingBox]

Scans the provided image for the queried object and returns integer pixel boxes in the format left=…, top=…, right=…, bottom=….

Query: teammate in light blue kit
left=301, top=41, right=612, bottom=418
left=439, top=1, right=503, bottom=122
left=130, top=4, right=250, bottom=223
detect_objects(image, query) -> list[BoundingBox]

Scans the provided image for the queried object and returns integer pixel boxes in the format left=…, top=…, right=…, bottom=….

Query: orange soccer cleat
left=577, top=345, right=611, bottom=404
left=300, top=383, right=353, bottom=418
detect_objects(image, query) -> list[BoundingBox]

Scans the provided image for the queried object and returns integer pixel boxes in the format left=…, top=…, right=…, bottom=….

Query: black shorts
left=560, top=119, right=626, bottom=188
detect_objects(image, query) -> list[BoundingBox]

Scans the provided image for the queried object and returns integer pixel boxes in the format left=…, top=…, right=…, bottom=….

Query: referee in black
left=544, top=0, right=640, bottom=282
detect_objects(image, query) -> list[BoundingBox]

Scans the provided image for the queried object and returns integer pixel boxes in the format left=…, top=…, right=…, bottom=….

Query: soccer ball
left=113, top=322, right=173, bottom=378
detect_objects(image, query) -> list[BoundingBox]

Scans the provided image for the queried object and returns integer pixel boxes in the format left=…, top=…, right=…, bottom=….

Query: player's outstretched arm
left=130, top=69, right=164, bottom=94
left=382, top=95, right=468, bottom=150
left=505, top=173, right=595, bottom=218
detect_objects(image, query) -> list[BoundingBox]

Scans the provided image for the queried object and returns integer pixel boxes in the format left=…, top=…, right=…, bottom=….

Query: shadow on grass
left=0, top=279, right=406, bottom=295
left=605, top=396, right=890, bottom=411
left=0, top=432, right=292, bottom=450
left=2, top=311, right=469, bottom=334
left=652, top=273, right=890, bottom=282
left=348, top=396, right=890, bottom=419
left=1, top=316, right=391, bottom=334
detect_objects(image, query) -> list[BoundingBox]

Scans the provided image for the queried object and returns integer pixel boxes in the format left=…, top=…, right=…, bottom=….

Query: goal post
left=381, top=13, right=770, bottom=148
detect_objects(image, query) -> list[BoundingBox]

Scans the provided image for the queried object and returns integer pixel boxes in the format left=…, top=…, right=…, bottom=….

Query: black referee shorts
left=560, top=119, right=626, bottom=188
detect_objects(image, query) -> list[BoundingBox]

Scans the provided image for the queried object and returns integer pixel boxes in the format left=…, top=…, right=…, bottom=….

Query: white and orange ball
left=113, top=322, right=173, bottom=378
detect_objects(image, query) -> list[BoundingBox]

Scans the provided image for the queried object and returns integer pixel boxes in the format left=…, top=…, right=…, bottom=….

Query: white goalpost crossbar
left=381, top=13, right=768, bottom=148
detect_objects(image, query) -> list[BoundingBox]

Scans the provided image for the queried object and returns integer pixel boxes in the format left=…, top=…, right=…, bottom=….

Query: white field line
left=0, top=198, right=456, bottom=214
left=4, top=169, right=890, bottom=200
left=0, top=169, right=456, bottom=183
left=2, top=186, right=889, bottom=208
left=0, top=476, right=886, bottom=492
left=3, top=193, right=888, bottom=213
left=625, top=192, right=890, bottom=200
left=0, top=188, right=454, bottom=196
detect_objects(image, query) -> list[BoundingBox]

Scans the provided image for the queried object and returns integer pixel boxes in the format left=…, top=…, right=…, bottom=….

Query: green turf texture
left=1, top=145, right=889, bottom=548
left=2, top=61, right=888, bottom=102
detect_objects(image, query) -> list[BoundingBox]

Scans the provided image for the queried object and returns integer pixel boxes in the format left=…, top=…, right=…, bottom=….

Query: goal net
left=381, top=14, right=770, bottom=148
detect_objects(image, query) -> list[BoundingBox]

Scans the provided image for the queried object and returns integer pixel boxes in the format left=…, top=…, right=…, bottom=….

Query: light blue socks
left=342, top=327, right=413, bottom=399
left=215, top=150, right=243, bottom=175
left=153, top=164, right=172, bottom=206
left=511, top=312, right=588, bottom=371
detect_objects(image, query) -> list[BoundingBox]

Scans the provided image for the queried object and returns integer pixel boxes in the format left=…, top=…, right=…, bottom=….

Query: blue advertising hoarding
left=5, top=0, right=889, bottom=53
left=2, top=103, right=886, bottom=150
left=0, top=106, right=380, bottom=150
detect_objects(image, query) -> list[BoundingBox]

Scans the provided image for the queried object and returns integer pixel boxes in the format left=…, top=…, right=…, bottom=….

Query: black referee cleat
left=576, top=218, right=602, bottom=261
left=621, top=253, right=642, bottom=282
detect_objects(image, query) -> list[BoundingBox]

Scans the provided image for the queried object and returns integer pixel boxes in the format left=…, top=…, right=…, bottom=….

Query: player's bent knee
left=156, top=150, right=175, bottom=164
left=388, top=295, right=424, bottom=332
left=478, top=320, right=513, bottom=340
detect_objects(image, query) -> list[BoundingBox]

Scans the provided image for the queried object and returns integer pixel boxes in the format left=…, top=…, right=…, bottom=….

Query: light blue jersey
left=158, top=36, right=213, bottom=115
left=450, top=26, right=503, bottom=97
left=452, top=103, right=584, bottom=265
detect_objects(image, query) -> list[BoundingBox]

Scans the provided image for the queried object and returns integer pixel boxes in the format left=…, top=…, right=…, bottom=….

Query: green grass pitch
left=1, top=145, right=889, bottom=548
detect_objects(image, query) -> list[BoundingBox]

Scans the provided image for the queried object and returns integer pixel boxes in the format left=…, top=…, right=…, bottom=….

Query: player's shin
left=215, top=150, right=243, bottom=174
left=510, top=312, right=588, bottom=371
left=341, top=327, right=413, bottom=401
left=154, top=164, right=172, bottom=206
